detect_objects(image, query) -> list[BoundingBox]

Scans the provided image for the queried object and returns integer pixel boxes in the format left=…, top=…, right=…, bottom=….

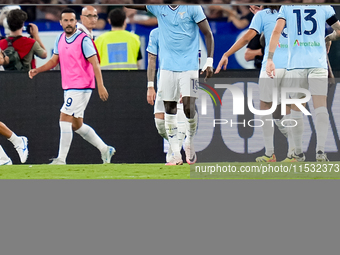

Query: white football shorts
left=60, top=89, right=92, bottom=118
left=259, top=69, right=288, bottom=104
left=158, top=70, right=199, bottom=102
left=285, top=68, right=328, bottom=99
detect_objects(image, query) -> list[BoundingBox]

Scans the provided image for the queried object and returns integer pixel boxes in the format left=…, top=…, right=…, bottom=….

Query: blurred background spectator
left=94, top=8, right=142, bottom=70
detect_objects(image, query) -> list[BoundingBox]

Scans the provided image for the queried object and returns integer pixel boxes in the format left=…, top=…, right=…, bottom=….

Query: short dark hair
left=109, top=8, right=126, bottom=28
left=60, top=8, right=76, bottom=19
left=7, top=9, right=27, bottom=32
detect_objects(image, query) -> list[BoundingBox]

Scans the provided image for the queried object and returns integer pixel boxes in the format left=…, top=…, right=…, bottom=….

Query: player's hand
left=326, top=40, right=332, bottom=54
left=215, top=54, right=228, bottom=74
left=249, top=5, right=263, bottom=15
left=201, top=57, right=214, bottom=81
left=203, top=66, right=213, bottom=81
left=28, top=69, right=38, bottom=79
left=266, top=59, right=276, bottom=79
left=98, top=85, right=109, bottom=101
left=147, top=87, right=156, bottom=105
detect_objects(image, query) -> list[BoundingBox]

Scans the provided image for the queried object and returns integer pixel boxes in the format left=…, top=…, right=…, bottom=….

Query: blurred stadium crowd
left=1, top=0, right=338, bottom=30
left=1, top=0, right=340, bottom=6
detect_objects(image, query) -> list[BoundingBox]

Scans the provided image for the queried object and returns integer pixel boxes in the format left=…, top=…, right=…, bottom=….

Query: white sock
left=291, top=110, right=304, bottom=155
left=154, top=118, right=168, bottom=140
left=185, top=111, right=197, bottom=144
left=285, top=114, right=295, bottom=155
left=261, top=114, right=274, bottom=156
left=315, top=106, right=329, bottom=153
left=165, top=113, right=180, bottom=156
left=75, top=124, right=107, bottom=153
left=57, top=121, right=73, bottom=162
left=0, top=145, right=10, bottom=160
left=274, top=115, right=289, bottom=138
left=8, top=132, right=22, bottom=148
left=177, top=107, right=186, bottom=150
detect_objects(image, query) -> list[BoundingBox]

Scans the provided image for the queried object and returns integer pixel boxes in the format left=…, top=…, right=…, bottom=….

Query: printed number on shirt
left=293, top=9, right=317, bottom=35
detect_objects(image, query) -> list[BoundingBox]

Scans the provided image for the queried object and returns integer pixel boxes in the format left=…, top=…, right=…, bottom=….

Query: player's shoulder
left=146, top=5, right=166, bottom=13
left=150, top=28, right=159, bottom=37
left=186, top=5, right=204, bottom=13
left=258, top=8, right=279, bottom=16
left=56, top=32, right=64, bottom=43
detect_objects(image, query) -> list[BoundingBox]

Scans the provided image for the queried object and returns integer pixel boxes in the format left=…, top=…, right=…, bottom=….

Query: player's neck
left=65, top=30, right=77, bottom=38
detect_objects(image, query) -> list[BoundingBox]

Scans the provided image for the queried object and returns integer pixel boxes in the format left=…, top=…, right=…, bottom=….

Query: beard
left=64, top=26, right=76, bottom=35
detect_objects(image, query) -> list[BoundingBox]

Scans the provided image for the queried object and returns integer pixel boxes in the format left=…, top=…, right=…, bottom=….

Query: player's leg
left=256, top=71, right=276, bottom=162
left=160, top=70, right=182, bottom=165
left=176, top=103, right=187, bottom=150
left=274, top=69, right=296, bottom=162
left=308, top=68, right=329, bottom=162
left=181, top=70, right=199, bottom=165
left=287, top=69, right=308, bottom=162
left=52, top=112, right=73, bottom=165
left=154, top=112, right=173, bottom=163
left=0, top=145, right=12, bottom=165
left=154, top=113, right=167, bottom=140
left=279, top=104, right=296, bottom=162
left=154, top=90, right=168, bottom=141
left=153, top=79, right=174, bottom=163
left=164, top=101, right=182, bottom=165
left=0, top=121, right=28, bottom=163
left=53, top=90, right=81, bottom=164
left=72, top=91, right=115, bottom=164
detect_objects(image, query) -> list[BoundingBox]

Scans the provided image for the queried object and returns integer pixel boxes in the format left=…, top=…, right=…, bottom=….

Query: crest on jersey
left=178, top=12, right=186, bottom=19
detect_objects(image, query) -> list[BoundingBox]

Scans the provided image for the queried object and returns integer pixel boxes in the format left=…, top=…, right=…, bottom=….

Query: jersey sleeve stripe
left=249, top=28, right=260, bottom=34
left=85, top=53, right=97, bottom=59
left=196, top=18, right=207, bottom=24
left=146, top=50, right=157, bottom=56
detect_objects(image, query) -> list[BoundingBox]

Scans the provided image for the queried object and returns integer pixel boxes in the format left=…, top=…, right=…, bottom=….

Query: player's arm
left=244, top=48, right=263, bottom=62
left=325, top=21, right=340, bottom=42
left=28, top=54, right=59, bottom=79
left=266, top=18, right=285, bottom=78
left=215, top=29, right=257, bottom=73
left=198, top=19, right=214, bottom=80
left=125, top=5, right=146, bottom=11
left=327, top=55, right=335, bottom=88
left=88, top=55, right=108, bottom=102
left=147, top=52, right=157, bottom=106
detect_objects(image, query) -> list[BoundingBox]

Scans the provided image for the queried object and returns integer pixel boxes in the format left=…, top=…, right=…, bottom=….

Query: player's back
left=278, top=5, right=335, bottom=69
left=146, top=5, right=206, bottom=72
left=250, top=8, right=288, bottom=72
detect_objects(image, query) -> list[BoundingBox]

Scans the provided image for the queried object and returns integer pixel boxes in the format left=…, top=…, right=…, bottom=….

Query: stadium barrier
left=0, top=70, right=339, bottom=164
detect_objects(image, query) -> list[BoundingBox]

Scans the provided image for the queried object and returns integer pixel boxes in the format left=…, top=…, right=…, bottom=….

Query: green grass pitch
left=1, top=162, right=340, bottom=179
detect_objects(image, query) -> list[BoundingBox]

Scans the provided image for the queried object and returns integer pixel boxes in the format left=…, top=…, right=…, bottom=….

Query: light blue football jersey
left=146, top=28, right=159, bottom=56
left=54, top=30, right=96, bottom=58
left=250, top=8, right=288, bottom=72
left=146, top=28, right=161, bottom=82
left=146, top=5, right=206, bottom=72
left=278, top=5, right=336, bottom=70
